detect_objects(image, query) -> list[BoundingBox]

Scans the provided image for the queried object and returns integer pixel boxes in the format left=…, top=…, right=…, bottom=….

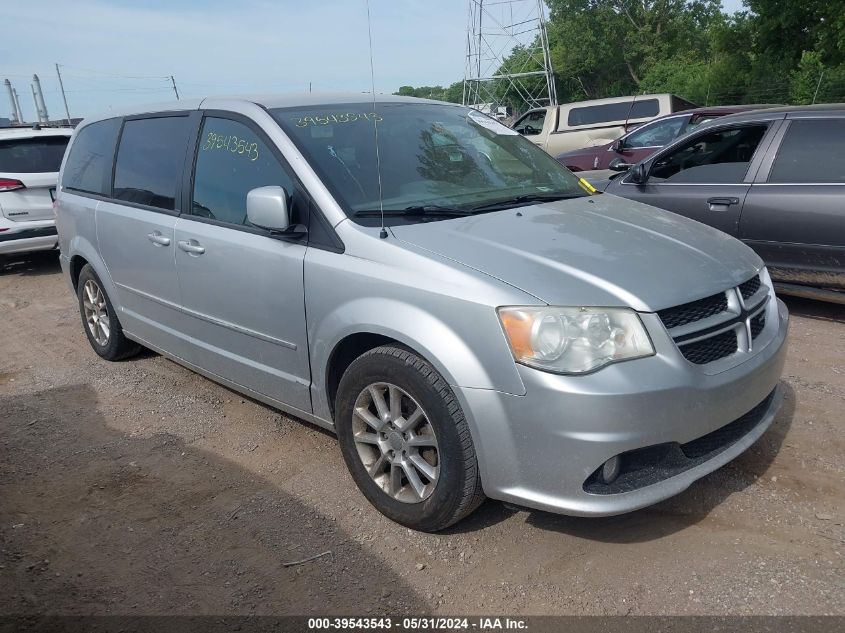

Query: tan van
left=512, top=94, right=696, bottom=156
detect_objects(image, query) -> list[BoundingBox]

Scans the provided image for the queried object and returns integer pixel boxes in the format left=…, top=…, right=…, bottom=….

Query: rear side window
left=190, top=117, right=298, bottom=226
left=0, top=136, right=69, bottom=173
left=63, top=119, right=121, bottom=195
left=567, top=99, right=659, bottom=127
left=113, top=116, right=191, bottom=210
left=769, top=119, right=845, bottom=184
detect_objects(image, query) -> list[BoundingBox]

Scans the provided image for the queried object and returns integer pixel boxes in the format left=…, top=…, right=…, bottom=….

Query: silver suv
left=56, top=95, right=789, bottom=531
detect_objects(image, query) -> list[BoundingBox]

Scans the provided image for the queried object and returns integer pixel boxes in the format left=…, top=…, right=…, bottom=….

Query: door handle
left=707, top=197, right=740, bottom=210
left=177, top=240, right=205, bottom=255
left=707, top=197, right=739, bottom=205
left=147, top=231, right=171, bottom=246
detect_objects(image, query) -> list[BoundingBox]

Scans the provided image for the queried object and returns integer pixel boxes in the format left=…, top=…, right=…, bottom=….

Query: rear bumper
left=457, top=297, right=789, bottom=517
left=0, top=223, right=58, bottom=255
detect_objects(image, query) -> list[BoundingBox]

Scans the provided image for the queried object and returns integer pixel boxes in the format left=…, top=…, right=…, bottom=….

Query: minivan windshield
left=272, top=102, right=588, bottom=225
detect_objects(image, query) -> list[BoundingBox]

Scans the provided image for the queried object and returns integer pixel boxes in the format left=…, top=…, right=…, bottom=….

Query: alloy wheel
left=82, top=279, right=110, bottom=346
left=351, top=382, right=440, bottom=503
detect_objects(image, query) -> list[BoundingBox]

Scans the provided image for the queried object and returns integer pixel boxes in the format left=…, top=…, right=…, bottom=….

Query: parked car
left=555, top=105, right=777, bottom=172
left=56, top=95, right=788, bottom=531
left=0, top=125, right=72, bottom=264
left=603, top=104, right=845, bottom=303
left=512, top=93, right=697, bottom=157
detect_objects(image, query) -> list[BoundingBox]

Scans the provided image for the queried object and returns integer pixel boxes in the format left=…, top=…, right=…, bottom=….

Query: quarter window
left=113, top=116, right=191, bottom=210
left=62, top=119, right=121, bottom=195
left=648, top=125, right=767, bottom=184
left=191, top=117, right=297, bottom=227
left=769, top=119, right=845, bottom=184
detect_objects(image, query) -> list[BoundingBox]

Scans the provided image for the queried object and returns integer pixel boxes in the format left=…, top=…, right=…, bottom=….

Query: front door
left=174, top=114, right=311, bottom=411
left=608, top=123, right=773, bottom=236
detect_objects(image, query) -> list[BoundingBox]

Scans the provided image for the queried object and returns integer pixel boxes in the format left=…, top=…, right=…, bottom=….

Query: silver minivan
left=56, top=94, right=789, bottom=531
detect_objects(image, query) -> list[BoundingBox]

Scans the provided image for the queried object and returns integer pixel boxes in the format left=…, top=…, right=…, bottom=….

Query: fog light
left=600, top=455, right=621, bottom=484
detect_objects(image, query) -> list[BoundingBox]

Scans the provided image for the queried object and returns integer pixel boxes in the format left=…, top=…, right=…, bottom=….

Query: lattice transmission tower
left=462, top=0, right=557, bottom=115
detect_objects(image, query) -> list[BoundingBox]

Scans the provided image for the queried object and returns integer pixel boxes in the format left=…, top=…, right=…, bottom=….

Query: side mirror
left=247, top=186, right=291, bottom=231
left=608, top=157, right=634, bottom=172
left=611, top=139, right=624, bottom=152
left=628, top=163, right=648, bottom=184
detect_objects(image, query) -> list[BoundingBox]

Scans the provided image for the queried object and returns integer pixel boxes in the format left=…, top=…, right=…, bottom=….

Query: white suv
left=0, top=125, right=73, bottom=263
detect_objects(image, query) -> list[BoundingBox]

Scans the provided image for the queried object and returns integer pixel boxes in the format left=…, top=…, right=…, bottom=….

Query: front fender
left=309, top=296, right=527, bottom=423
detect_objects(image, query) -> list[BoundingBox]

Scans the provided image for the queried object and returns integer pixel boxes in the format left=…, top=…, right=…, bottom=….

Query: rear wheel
left=335, top=345, right=484, bottom=531
left=76, top=264, right=140, bottom=361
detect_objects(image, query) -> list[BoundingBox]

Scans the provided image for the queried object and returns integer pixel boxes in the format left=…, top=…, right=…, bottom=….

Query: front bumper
left=457, top=297, right=789, bottom=517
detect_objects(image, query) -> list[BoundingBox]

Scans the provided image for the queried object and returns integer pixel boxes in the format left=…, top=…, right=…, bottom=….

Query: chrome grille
left=659, top=273, right=770, bottom=366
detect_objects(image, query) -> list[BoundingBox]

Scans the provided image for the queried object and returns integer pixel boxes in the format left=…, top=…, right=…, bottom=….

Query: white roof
left=0, top=126, right=74, bottom=140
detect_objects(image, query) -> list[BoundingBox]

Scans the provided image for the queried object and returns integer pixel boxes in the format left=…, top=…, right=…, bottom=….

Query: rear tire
left=77, top=264, right=140, bottom=361
left=335, top=345, right=485, bottom=531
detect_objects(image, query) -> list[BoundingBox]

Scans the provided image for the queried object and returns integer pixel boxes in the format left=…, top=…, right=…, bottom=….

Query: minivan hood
left=389, top=195, right=762, bottom=312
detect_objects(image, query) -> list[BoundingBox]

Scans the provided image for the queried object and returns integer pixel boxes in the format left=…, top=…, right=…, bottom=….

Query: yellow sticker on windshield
left=578, top=177, right=597, bottom=194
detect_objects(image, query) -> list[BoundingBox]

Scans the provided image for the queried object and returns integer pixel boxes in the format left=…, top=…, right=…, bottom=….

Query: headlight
left=497, top=306, right=654, bottom=374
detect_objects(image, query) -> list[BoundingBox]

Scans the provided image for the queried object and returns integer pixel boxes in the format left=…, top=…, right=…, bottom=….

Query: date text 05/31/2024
left=307, top=617, right=529, bottom=630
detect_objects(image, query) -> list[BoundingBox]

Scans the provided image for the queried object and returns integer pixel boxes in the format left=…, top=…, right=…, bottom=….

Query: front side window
left=769, top=119, right=845, bottom=184
left=648, top=125, right=767, bottom=184
left=62, top=119, right=121, bottom=195
left=272, top=103, right=586, bottom=226
left=567, top=99, right=660, bottom=127
left=0, top=136, right=69, bottom=173
left=623, top=116, right=687, bottom=148
left=113, top=116, right=191, bottom=210
left=191, top=117, right=298, bottom=226
left=513, top=110, right=546, bottom=135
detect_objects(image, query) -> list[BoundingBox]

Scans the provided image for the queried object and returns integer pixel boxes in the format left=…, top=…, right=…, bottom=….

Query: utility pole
left=170, top=76, right=180, bottom=100
left=55, top=64, right=72, bottom=125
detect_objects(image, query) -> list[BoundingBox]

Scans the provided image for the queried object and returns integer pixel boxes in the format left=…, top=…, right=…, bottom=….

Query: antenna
left=365, top=0, right=387, bottom=239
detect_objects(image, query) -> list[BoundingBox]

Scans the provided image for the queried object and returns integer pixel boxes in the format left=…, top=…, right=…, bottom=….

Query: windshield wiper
left=470, top=192, right=589, bottom=212
left=353, top=204, right=473, bottom=218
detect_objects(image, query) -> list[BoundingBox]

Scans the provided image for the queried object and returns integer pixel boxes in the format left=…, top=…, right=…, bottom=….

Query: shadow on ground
left=0, top=252, right=61, bottom=277
left=781, top=295, right=845, bottom=323
left=449, top=382, right=796, bottom=542
left=0, top=384, right=426, bottom=616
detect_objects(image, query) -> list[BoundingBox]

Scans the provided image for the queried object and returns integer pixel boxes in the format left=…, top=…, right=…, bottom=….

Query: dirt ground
left=1, top=251, right=843, bottom=616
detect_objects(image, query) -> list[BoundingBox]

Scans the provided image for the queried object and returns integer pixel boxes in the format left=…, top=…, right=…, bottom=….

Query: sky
left=2, top=0, right=747, bottom=121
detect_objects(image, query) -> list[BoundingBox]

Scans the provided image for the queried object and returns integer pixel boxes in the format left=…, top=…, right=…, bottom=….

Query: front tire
left=335, top=345, right=484, bottom=531
left=77, top=264, right=140, bottom=361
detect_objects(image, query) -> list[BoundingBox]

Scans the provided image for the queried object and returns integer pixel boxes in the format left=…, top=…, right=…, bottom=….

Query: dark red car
left=555, top=105, right=776, bottom=172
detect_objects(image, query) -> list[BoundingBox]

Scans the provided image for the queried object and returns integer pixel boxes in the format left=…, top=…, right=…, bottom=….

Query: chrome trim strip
left=115, top=282, right=298, bottom=350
